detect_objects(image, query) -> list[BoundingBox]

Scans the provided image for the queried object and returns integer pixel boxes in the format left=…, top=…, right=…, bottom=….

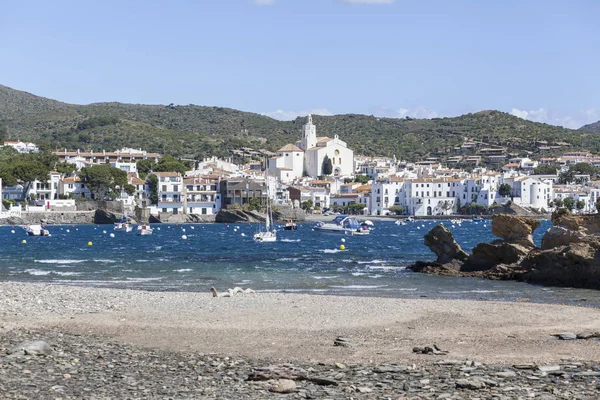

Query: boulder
left=464, top=242, right=531, bottom=271
left=541, top=226, right=587, bottom=250
left=491, top=214, right=541, bottom=246
left=7, top=340, right=52, bottom=356
left=520, top=237, right=600, bottom=289
left=407, top=260, right=463, bottom=276
left=423, top=225, right=469, bottom=264
left=551, top=209, right=600, bottom=234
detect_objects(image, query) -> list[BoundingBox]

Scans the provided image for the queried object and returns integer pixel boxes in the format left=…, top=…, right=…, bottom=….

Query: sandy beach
left=2, top=282, right=599, bottom=365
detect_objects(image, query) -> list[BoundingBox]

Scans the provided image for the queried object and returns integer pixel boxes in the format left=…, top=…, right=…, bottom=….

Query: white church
left=268, top=115, right=354, bottom=183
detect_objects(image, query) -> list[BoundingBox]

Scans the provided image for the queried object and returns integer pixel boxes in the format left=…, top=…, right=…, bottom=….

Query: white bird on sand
left=210, top=287, right=255, bottom=297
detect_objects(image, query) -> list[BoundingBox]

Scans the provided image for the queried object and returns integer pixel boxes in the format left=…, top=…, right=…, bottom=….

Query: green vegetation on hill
left=1, top=84, right=599, bottom=162
left=580, top=120, right=600, bottom=134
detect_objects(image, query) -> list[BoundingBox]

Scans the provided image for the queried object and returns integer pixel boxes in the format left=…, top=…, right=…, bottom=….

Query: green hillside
left=0, top=84, right=597, bottom=161
left=581, top=120, right=600, bottom=134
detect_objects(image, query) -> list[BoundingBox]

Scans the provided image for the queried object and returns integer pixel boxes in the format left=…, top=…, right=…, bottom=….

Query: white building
left=269, top=115, right=354, bottom=180
left=156, top=172, right=184, bottom=214
left=268, top=144, right=304, bottom=183
left=3, top=141, right=39, bottom=153
left=183, top=176, right=221, bottom=215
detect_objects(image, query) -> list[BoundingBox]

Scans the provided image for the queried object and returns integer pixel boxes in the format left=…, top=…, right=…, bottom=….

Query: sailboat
left=254, top=178, right=276, bottom=243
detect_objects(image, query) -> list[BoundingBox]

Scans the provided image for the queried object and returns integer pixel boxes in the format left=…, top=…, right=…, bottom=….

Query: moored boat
left=313, top=216, right=370, bottom=236
left=283, top=220, right=297, bottom=231
left=136, top=224, right=153, bottom=236
left=24, top=225, right=51, bottom=236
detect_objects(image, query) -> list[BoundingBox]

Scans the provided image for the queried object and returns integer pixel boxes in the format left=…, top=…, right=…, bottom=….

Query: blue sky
left=1, top=0, right=598, bottom=128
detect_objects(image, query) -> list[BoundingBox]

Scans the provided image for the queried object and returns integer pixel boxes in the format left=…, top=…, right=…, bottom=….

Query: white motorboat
left=114, top=221, right=132, bottom=232
left=254, top=178, right=277, bottom=243
left=24, top=225, right=51, bottom=236
left=361, top=220, right=375, bottom=230
left=313, top=216, right=370, bottom=235
left=136, top=224, right=153, bottom=236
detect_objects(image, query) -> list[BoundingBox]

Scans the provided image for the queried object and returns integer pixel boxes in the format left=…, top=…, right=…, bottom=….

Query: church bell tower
left=300, top=114, right=317, bottom=151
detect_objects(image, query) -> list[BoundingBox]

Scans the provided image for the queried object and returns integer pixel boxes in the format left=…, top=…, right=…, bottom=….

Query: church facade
left=268, top=114, right=354, bottom=182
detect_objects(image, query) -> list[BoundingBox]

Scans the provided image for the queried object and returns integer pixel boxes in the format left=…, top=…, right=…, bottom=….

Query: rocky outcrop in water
left=423, top=225, right=469, bottom=264
left=409, top=211, right=600, bottom=290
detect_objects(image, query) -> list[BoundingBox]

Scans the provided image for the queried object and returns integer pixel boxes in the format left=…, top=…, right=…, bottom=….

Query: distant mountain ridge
left=581, top=120, right=600, bottom=134
left=0, top=84, right=597, bottom=161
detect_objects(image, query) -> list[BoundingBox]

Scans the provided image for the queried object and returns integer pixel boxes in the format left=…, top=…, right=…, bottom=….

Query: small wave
left=357, top=259, right=387, bottom=264
left=25, top=269, right=51, bottom=276
left=320, top=249, right=342, bottom=254
left=313, top=276, right=339, bottom=280
left=368, top=265, right=405, bottom=271
left=277, top=257, right=300, bottom=262
left=369, top=274, right=383, bottom=278
left=35, top=259, right=85, bottom=264
left=330, top=285, right=386, bottom=289
left=280, top=239, right=301, bottom=243
left=235, top=280, right=253, bottom=284
left=52, top=271, right=81, bottom=276
left=93, top=259, right=117, bottom=263
left=175, top=268, right=192, bottom=272
left=125, top=277, right=163, bottom=282
left=351, top=272, right=366, bottom=276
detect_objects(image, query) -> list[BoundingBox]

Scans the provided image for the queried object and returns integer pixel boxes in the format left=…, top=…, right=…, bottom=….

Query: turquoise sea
left=1, top=219, right=599, bottom=306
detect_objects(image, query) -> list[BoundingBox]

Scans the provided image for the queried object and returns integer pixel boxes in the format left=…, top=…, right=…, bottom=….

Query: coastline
left=2, top=282, right=599, bottom=365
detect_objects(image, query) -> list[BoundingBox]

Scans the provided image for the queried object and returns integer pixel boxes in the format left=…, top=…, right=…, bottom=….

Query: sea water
left=1, top=220, right=599, bottom=306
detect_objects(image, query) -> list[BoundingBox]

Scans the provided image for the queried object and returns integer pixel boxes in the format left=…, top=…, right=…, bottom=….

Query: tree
left=576, top=200, right=586, bottom=212
left=533, top=165, right=559, bottom=175
left=596, top=198, right=600, bottom=214
left=153, top=156, right=188, bottom=175
left=55, top=162, right=77, bottom=175
left=354, top=175, right=370, bottom=184
left=79, top=165, right=128, bottom=199
left=124, top=184, right=136, bottom=196
left=248, top=197, right=262, bottom=211
left=301, top=199, right=314, bottom=212
left=498, top=183, right=512, bottom=197
left=553, top=198, right=564, bottom=208
left=558, top=170, right=575, bottom=185
left=321, top=155, right=332, bottom=176
left=147, top=174, right=158, bottom=205
left=388, top=205, right=405, bottom=215
left=136, top=159, right=156, bottom=177
left=563, top=197, right=575, bottom=211
left=347, top=203, right=366, bottom=215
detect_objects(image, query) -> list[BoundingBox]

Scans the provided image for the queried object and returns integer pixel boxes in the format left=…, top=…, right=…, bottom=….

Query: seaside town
left=1, top=114, right=599, bottom=221
left=3, top=2, right=600, bottom=399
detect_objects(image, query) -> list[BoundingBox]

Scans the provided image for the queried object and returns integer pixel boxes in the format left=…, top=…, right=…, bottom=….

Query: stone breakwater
left=1, top=329, right=599, bottom=399
left=409, top=212, right=600, bottom=290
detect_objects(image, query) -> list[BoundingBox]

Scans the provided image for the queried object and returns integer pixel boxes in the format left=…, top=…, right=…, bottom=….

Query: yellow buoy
left=21, top=239, right=26, bottom=244
left=339, top=244, right=345, bottom=250
left=87, top=241, right=93, bottom=246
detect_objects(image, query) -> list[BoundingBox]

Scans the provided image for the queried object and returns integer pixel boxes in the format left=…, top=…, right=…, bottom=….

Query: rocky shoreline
left=2, top=329, right=599, bottom=399
left=408, top=211, right=600, bottom=290
left=2, top=282, right=600, bottom=398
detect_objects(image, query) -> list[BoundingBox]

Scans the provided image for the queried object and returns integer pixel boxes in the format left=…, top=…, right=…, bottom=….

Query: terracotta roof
left=129, top=177, right=147, bottom=185
left=61, top=176, right=81, bottom=183
left=354, top=185, right=371, bottom=192
left=153, top=172, right=181, bottom=177
left=277, top=144, right=303, bottom=152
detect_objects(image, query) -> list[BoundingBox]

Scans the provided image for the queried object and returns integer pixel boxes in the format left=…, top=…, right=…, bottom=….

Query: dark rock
left=521, top=239, right=600, bottom=289
left=423, top=225, right=469, bottom=264
left=464, top=242, right=531, bottom=271
left=215, top=209, right=266, bottom=224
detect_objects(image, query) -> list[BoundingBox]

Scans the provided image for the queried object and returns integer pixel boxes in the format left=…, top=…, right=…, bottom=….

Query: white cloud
left=510, top=107, right=600, bottom=129
left=262, top=108, right=334, bottom=121
left=370, top=105, right=440, bottom=119
left=252, top=0, right=276, bottom=5
left=341, top=0, right=396, bottom=3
